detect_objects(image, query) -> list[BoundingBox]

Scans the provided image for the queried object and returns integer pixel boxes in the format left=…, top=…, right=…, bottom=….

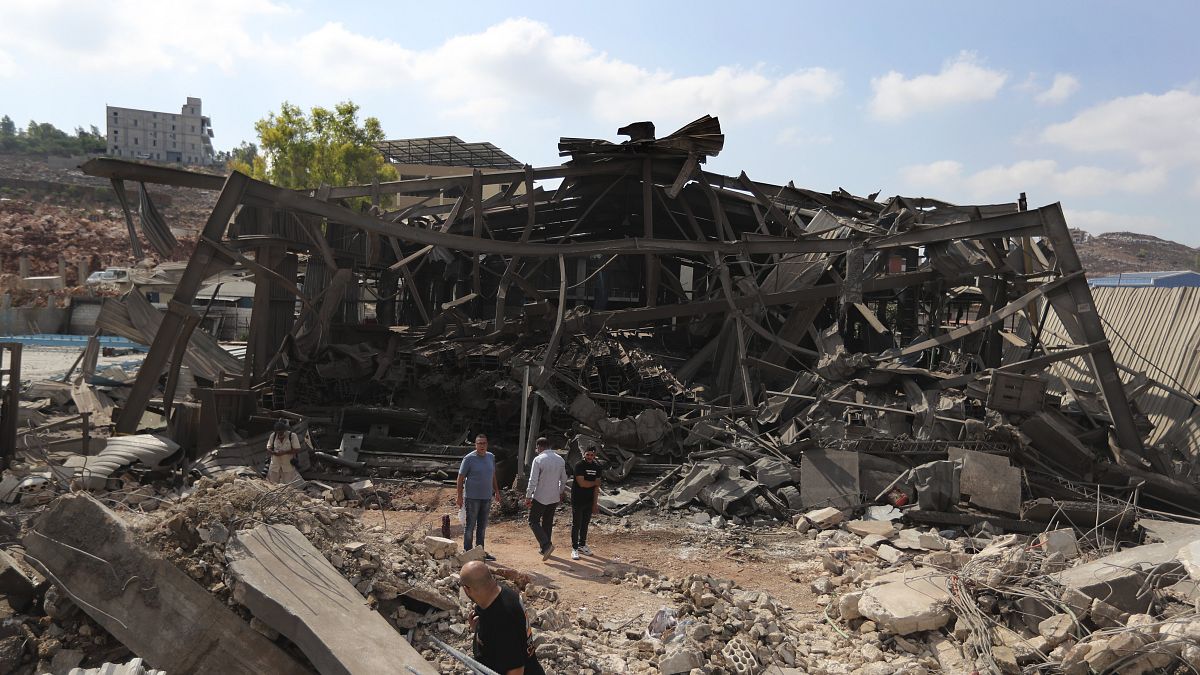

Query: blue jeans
left=463, top=498, right=491, bottom=551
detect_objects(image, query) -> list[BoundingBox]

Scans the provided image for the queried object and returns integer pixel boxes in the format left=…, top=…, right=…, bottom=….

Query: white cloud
left=0, top=50, right=15, bottom=78
left=0, top=0, right=290, bottom=74
left=283, top=19, right=841, bottom=127
left=776, top=128, right=833, bottom=146
left=1042, top=89, right=1200, bottom=168
left=1035, top=74, right=1080, bottom=105
left=868, top=52, right=1007, bottom=121
left=1064, top=208, right=1170, bottom=234
left=900, top=159, right=1166, bottom=199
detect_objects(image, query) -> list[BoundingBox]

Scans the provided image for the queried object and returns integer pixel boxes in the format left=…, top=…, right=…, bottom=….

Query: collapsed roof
left=76, top=115, right=1200, bottom=515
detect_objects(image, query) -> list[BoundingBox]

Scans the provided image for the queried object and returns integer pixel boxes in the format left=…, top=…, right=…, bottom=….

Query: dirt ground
left=359, top=483, right=821, bottom=629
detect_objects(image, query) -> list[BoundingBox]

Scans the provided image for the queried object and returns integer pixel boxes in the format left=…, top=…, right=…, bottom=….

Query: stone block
left=804, top=507, right=844, bottom=529
left=424, top=536, right=458, bottom=559
left=1038, top=529, right=1080, bottom=559
left=1039, top=614, right=1077, bottom=647
left=856, top=571, right=952, bottom=635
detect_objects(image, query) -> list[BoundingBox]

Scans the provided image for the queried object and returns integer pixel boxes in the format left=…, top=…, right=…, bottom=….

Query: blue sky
left=3, top=1, right=1199, bottom=243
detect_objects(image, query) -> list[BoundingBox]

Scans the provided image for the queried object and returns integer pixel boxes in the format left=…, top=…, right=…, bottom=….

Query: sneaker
left=571, top=549, right=580, bottom=560
left=542, top=543, right=555, bottom=561
left=579, top=545, right=593, bottom=556
left=484, top=553, right=497, bottom=562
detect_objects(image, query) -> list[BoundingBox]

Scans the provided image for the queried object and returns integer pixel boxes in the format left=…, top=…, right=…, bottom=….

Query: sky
left=2, top=1, right=1199, bottom=243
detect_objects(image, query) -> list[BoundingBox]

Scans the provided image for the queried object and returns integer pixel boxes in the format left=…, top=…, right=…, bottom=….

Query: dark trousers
left=528, top=499, right=558, bottom=552
left=463, top=498, right=491, bottom=551
left=571, top=494, right=594, bottom=549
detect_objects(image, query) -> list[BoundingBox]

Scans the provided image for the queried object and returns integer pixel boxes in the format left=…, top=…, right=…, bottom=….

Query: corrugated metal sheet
left=1038, top=286, right=1200, bottom=447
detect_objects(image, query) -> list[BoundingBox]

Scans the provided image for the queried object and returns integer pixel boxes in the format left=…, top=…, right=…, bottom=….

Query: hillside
left=1073, top=229, right=1200, bottom=277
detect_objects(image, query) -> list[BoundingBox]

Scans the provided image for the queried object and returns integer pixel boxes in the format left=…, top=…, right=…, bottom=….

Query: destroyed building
left=6, top=115, right=1200, bottom=673
left=57, top=114, right=1195, bottom=515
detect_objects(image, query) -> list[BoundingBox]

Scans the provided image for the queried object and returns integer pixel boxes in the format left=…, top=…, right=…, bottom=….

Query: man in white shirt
left=525, top=437, right=568, bottom=560
left=265, top=419, right=302, bottom=485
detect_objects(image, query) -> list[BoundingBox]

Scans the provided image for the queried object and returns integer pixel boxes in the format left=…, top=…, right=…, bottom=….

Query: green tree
left=0, top=116, right=104, bottom=155
left=245, top=101, right=397, bottom=191
left=225, top=140, right=261, bottom=175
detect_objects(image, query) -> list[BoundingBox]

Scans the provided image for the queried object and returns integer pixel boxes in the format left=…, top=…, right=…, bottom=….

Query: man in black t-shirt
left=461, top=561, right=545, bottom=675
left=570, top=445, right=602, bottom=560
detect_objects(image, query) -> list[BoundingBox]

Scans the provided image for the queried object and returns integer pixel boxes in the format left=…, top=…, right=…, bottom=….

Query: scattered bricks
left=423, top=536, right=457, bottom=559
left=1038, top=529, right=1080, bottom=559
left=803, top=507, right=844, bottom=529
left=1038, top=614, right=1078, bottom=647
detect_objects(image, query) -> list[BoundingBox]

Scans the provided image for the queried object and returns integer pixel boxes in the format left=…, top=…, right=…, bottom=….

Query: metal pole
left=516, top=364, right=530, bottom=485
left=523, top=397, right=542, bottom=477
left=426, top=635, right=501, bottom=675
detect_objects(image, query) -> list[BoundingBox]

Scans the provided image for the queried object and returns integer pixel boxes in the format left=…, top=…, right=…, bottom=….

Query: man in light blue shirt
left=457, top=434, right=501, bottom=560
left=524, top=437, right=568, bottom=560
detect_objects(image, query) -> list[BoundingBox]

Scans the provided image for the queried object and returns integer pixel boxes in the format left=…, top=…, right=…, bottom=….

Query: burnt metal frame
left=83, top=155, right=1146, bottom=464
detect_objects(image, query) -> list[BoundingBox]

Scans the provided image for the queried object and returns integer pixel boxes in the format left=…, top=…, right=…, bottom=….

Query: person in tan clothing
left=266, top=419, right=302, bottom=485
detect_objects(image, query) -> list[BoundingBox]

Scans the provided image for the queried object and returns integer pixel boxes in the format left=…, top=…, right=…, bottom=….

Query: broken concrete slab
left=948, top=446, right=1021, bottom=516
left=226, top=524, right=438, bottom=675
left=845, top=520, right=894, bottom=537
left=857, top=571, right=952, bottom=635
left=800, top=449, right=860, bottom=509
left=25, top=494, right=306, bottom=675
left=1052, top=537, right=1192, bottom=614
left=667, top=461, right=723, bottom=509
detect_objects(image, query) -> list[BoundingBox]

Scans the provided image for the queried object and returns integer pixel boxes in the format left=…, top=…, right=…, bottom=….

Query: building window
left=133, top=119, right=138, bottom=126
left=171, top=125, right=175, bottom=130
left=134, top=138, right=139, bottom=145
left=152, top=140, right=156, bottom=147
left=191, top=126, right=196, bottom=132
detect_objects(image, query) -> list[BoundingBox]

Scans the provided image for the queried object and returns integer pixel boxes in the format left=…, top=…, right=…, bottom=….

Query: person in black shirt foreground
left=571, top=445, right=602, bottom=560
left=461, top=561, right=545, bottom=675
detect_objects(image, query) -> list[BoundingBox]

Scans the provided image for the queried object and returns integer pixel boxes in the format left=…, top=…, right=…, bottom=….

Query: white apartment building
left=106, top=97, right=215, bottom=165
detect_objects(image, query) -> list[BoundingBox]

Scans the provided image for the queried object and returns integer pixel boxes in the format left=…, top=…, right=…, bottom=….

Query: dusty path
left=358, top=485, right=820, bottom=628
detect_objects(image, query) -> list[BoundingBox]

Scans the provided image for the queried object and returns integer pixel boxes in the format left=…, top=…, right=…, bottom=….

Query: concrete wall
left=0, top=307, right=69, bottom=335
